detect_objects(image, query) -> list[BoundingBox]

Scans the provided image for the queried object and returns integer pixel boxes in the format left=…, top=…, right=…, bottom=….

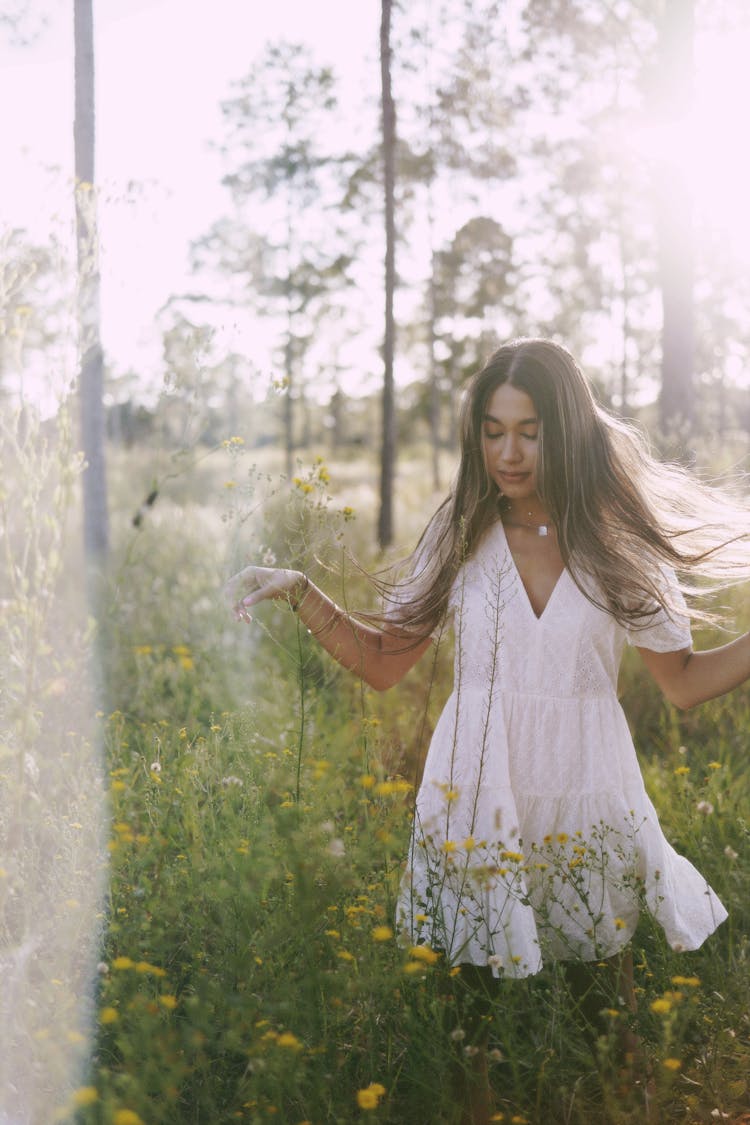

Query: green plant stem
left=295, top=617, right=306, bottom=804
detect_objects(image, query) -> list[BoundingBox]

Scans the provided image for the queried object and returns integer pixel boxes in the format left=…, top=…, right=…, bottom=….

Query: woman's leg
left=563, top=949, right=637, bottom=1040
left=563, top=950, right=653, bottom=1110
left=451, top=965, right=498, bottom=1125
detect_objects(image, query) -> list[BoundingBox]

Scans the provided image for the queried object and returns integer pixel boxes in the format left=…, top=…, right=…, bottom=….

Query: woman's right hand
left=224, top=566, right=306, bottom=622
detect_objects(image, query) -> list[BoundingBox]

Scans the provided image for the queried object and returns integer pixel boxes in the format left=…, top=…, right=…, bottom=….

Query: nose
left=499, top=433, right=523, bottom=463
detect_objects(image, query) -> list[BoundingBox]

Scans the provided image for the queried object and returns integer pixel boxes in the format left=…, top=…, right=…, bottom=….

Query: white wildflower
left=724, top=845, right=738, bottom=860
left=696, top=800, right=714, bottom=815
left=464, top=1045, right=479, bottom=1058
left=261, top=547, right=277, bottom=567
left=327, top=838, right=345, bottom=858
left=221, top=776, right=243, bottom=788
left=450, top=1028, right=466, bottom=1042
left=150, top=761, right=162, bottom=774
left=24, top=753, right=39, bottom=783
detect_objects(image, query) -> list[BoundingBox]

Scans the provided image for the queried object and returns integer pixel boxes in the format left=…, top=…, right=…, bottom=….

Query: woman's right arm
left=224, top=565, right=433, bottom=692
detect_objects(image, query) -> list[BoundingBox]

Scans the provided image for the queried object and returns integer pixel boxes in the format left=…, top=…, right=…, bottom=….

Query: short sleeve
left=624, top=566, right=692, bottom=652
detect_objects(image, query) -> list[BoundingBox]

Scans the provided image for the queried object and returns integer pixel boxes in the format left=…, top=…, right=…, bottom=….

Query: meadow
left=7, top=421, right=750, bottom=1125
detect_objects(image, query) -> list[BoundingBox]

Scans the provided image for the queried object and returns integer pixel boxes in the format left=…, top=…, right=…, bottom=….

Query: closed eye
left=484, top=430, right=537, bottom=440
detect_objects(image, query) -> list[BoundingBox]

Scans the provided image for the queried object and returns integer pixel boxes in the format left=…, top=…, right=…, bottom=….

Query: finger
left=241, top=590, right=267, bottom=609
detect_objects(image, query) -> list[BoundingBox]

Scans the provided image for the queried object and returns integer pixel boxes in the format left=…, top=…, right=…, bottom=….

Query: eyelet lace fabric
left=394, top=519, right=727, bottom=978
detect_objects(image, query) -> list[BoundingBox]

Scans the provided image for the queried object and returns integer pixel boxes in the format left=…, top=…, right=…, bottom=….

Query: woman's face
left=481, top=383, right=540, bottom=501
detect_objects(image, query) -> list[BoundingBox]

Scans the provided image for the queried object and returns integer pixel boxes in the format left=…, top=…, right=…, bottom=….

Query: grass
left=4, top=425, right=750, bottom=1124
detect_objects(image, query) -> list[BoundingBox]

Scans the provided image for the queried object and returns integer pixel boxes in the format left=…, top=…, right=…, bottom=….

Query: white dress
left=394, top=519, right=727, bottom=978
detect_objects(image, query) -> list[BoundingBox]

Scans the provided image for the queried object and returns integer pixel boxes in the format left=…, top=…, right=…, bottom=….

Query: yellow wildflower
left=674, top=766, right=690, bottom=776
left=408, top=944, right=440, bottom=965
left=277, top=1031, right=303, bottom=1050
left=159, top=995, right=178, bottom=1010
left=112, top=956, right=134, bottom=971
left=662, top=1058, right=681, bottom=1071
left=375, top=778, right=411, bottom=796
left=73, top=1087, right=99, bottom=1107
left=100, top=1007, right=118, bottom=1024
left=135, top=961, right=166, bottom=978
left=113, top=1112, right=145, bottom=1125
left=650, top=998, right=672, bottom=1015
left=372, top=925, right=394, bottom=942
left=357, top=1083, right=386, bottom=1109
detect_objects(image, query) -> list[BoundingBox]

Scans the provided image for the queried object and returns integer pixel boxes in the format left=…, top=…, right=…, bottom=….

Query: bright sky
left=2, top=0, right=379, bottom=400
left=5, top=2, right=750, bottom=408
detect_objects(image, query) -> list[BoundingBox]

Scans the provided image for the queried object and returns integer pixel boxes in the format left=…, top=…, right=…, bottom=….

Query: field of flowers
left=5, top=421, right=750, bottom=1124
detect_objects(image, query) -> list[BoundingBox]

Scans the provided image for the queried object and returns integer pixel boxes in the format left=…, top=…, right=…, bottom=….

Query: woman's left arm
left=638, top=632, right=750, bottom=710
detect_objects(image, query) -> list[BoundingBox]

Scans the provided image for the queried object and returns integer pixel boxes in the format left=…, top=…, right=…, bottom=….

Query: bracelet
left=289, top=574, right=310, bottom=611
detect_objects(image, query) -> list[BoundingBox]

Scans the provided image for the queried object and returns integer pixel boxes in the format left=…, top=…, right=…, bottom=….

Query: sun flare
left=624, top=20, right=750, bottom=265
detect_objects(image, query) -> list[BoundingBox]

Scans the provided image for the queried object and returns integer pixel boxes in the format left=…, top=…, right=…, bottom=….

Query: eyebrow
left=483, top=413, right=538, bottom=426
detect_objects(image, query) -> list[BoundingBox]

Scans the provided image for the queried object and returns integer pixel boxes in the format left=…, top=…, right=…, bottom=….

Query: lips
left=497, top=471, right=529, bottom=484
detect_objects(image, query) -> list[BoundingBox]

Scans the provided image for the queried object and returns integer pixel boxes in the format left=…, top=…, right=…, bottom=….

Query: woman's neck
left=502, top=499, right=551, bottom=530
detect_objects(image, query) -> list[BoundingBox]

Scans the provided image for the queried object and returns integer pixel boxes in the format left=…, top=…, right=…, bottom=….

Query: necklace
left=504, top=520, right=549, bottom=537
left=502, top=509, right=551, bottom=536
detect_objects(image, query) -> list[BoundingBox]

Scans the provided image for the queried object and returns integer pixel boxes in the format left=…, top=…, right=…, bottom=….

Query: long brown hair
left=384, top=337, right=750, bottom=638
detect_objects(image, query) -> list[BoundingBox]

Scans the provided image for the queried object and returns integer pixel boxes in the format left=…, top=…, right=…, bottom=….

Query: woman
left=226, top=338, right=750, bottom=1118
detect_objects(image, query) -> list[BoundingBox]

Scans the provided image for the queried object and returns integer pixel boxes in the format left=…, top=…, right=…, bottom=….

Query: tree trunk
left=283, top=309, right=294, bottom=480
left=655, top=0, right=695, bottom=432
left=428, top=242, right=441, bottom=492
left=74, top=0, right=109, bottom=570
left=378, top=0, right=396, bottom=550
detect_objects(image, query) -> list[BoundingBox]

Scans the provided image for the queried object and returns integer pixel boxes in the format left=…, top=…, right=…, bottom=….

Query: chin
left=497, top=480, right=536, bottom=498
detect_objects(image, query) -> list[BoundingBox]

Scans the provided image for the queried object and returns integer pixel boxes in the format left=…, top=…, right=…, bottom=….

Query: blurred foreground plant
left=0, top=401, right=107, bottom=1123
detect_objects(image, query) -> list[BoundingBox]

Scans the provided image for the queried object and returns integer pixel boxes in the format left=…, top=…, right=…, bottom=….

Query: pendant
left=538, top=525, right=548, bottom=537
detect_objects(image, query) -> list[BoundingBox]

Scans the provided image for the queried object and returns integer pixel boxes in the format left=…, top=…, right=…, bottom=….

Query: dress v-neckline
left=497, top=519, right=567, bottom=622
